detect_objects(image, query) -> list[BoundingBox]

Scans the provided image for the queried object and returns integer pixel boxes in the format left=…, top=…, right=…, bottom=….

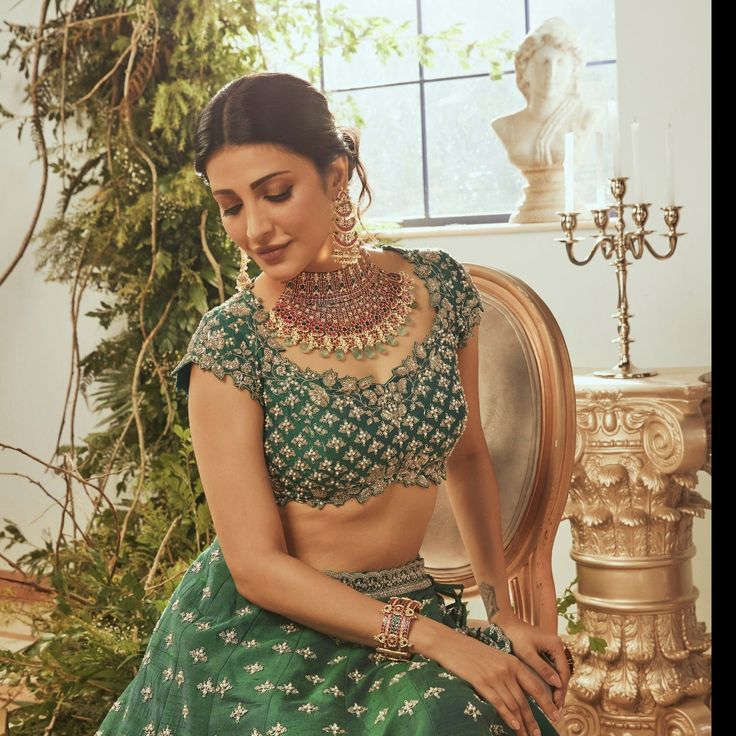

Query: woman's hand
left=430, top=629, right=562, bottom=736
left=491, top=610, right=572, bottom=713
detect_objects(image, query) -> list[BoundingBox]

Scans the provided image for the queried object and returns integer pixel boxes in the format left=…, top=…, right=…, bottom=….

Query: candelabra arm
left=555, top=211, right=603, bottom=265
left=598, top=234, right=617, bottom=259
left=567, top=240, right=602, bottom=266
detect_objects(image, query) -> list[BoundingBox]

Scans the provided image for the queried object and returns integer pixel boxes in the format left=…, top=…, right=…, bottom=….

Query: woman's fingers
left=552, top=645, right=573, bottom=688
left=525, top=668, right=562, bottom=724
left=506, top=679, right=546, bottom=736
left=543, top=645, right=571, bottom=708
left=534, top=648, right=567, bottom=708
left=535, top=650, right=563, bottom=689
left=480, top=681, right=529, bottom=736
left=555, top=678, right=570, bottom=709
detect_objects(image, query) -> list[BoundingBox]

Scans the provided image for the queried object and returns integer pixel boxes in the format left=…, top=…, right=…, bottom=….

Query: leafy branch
left=0, top=2, right=514, bottom=732
left=556, top=576, right=608, bottom=653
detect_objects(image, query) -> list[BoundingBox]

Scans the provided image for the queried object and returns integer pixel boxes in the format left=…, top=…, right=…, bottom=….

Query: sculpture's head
left=515, top=17, right=585, bottom=104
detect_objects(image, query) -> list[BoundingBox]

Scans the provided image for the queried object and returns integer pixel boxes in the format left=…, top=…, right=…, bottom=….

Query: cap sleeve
left=170, top=301, right=264, bottom=406
left=437, top=250, right=485, bottom=349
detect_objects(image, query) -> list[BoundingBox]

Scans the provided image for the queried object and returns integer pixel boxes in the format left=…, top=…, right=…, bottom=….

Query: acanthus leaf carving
left=581, top=508, right=613, bottom=526
left=656, top=611, right=689, bottom=661
left=623, top=614, right=655, bottom=662
left=681, top=653, right=711, bottom=699
left=671, top=471, right=699, bottom=491
left=681, top=609, right=711, bottom=654
left=570, top=656, right=608, bottom=703
left=638, top=462, right=666, bottom=492
left=618, top=507, right=649, bottom=527
left=590, top=462, right=628, bottom=487
left=605, top=655, right=639, bottom=707
left=586, top=610, right=620, bottom=661
left=678, top=490, right=711, bottom=519
left=566, top=627, right=593, bottom=655
left=643, top=653, right=685, bottom=707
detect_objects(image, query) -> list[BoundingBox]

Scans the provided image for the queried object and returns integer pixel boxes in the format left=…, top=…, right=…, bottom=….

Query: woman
left=96, top=71, right=570, bottom=736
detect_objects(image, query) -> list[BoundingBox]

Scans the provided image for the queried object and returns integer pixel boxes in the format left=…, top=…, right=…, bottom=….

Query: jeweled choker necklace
left=266, top=248, right=418, bottom=360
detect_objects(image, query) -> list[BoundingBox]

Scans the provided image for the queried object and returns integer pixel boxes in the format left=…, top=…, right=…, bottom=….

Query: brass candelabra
left=556, top=176, right=686, bottom=378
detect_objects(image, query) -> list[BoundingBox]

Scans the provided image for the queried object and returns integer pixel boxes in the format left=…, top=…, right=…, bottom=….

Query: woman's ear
left=328, top=153, right=350, bottom=194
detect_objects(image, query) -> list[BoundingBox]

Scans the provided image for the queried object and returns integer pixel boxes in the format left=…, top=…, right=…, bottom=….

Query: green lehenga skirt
left=96, top=538, right=560, bottom=735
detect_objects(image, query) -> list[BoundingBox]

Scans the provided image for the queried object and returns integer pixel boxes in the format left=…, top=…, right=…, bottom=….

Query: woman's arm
left=446, top=323, right=515, bottom=623
left=447, top=326, right=571, bottom=708
left=185, top=356, right=561, bottom=735
left=185, top=362, right=449, bottom=655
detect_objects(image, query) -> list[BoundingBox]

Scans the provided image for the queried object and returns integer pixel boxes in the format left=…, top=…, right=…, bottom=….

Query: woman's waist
left=278, top=483, right=438, bottom=571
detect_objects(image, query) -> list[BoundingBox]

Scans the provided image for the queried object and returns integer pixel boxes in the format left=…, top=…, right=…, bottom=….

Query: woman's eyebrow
left=213, top=170, right=291, bottom=196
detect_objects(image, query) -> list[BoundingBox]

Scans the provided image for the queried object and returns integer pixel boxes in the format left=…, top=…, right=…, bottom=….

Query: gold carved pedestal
left=558, top=367, right=711, bottom=736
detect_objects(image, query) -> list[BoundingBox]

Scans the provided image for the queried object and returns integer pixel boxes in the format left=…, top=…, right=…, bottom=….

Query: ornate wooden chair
left=420, top=260, right=576, bottom=634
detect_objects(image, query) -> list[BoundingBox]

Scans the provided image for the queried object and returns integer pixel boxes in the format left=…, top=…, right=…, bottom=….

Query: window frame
left=317, top=0, right=617, bottom=228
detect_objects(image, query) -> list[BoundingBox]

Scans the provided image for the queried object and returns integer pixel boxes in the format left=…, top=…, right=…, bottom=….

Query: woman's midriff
left=277, top=482, right=439, bottom=573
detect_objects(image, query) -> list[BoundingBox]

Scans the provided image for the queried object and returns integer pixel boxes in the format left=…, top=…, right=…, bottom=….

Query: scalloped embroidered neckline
left=242, top=245, right=447, bottom=390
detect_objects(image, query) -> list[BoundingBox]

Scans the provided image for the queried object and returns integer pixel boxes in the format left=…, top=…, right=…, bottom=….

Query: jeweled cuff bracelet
left=373, top=596, right=422, bottom=661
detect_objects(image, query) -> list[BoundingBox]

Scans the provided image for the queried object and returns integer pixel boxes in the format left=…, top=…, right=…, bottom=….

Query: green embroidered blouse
left=170, top=245, right=484, bottom=509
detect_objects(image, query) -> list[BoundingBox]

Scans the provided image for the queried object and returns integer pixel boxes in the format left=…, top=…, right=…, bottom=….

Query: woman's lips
left=256, top=241, right=291, bottom=262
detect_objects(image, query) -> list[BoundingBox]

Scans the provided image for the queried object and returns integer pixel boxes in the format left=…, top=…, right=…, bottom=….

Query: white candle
left=665, top=123, right=675, bottom=205
left=608, top=100, right=621, bottom=177
left=595, top=130, right=605, bottom=208
left=564, top=131, right=575, bottom=211
left=631, top=118, right=642, bottom=202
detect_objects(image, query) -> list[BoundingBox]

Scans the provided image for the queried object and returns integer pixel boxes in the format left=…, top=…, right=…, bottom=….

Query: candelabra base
left=592, top=362, right=658, bottom=379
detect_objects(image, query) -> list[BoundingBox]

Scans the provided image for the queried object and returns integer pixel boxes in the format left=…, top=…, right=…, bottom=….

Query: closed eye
left=222, top=185, right=293, bottom=217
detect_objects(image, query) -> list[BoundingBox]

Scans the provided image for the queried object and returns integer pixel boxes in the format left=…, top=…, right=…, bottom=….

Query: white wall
left=1, top=0, right=710, bottom=634
left=0, top=1, right=107, bottom=566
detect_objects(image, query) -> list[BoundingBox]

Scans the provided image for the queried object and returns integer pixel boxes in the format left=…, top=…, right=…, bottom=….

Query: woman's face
left=206, top=143, right=348, bottom=280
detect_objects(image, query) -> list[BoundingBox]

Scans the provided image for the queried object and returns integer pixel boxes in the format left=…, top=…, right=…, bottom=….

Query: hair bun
left=340, top=128, right=359, bottom=157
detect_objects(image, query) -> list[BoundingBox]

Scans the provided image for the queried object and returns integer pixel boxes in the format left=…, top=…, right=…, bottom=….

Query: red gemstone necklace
left=266, top=247, right=417, bottom=361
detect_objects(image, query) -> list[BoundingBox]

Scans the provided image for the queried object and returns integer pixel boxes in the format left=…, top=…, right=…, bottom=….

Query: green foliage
left=556, top=576, right=609, bottom=653
left=0, top=2, right=515, bottom=732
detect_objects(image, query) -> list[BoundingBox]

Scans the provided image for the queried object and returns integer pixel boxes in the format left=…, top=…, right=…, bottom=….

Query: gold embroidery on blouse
left=170, top=246, right=485, bottom=509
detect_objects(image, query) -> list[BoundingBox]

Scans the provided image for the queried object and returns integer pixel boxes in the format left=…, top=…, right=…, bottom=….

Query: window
left=264, top=1, right=617, bottom=227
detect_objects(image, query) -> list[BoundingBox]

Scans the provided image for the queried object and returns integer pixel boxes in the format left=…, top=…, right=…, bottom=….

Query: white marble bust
left=492, top=17, right=602, bottom=223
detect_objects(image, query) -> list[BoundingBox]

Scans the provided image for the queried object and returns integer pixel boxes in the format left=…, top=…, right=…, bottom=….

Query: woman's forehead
left=206, top=144, right=309, bottom=189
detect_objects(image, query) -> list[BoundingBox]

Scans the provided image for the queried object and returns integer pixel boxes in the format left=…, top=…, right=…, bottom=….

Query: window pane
left=572, top=61, right=619, bottom=210
left=420, top=0, right=525, bottom=80
left=322, top=0, right=419, bottom=89
left=529, top=0, right=616, bottom=62
left=424, top=73, right=525, bottom=217
left=260, top=29, right=321, bottom=85
left=329, top=85, right=424, bottom=222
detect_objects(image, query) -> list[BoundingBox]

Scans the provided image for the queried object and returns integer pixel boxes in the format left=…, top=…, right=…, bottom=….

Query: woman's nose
left=245, top=205, right=274, bottom=245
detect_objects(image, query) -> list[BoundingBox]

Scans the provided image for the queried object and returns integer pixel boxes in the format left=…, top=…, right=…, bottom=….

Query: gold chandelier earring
left=330, top=186, right=364, bottom=265
left=236, top=248, right=254, bottom=292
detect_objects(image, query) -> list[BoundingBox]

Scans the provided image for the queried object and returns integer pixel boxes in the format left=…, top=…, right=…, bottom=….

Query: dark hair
left=193, top=72, right=372, bottom=216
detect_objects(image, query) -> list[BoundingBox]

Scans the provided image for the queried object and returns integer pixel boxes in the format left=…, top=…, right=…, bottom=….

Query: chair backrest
left=419, top=261, right=576, bottom=634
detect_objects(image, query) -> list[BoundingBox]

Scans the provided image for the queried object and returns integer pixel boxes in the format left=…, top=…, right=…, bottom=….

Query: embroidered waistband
left=322, top=555, right=432, bottom=599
